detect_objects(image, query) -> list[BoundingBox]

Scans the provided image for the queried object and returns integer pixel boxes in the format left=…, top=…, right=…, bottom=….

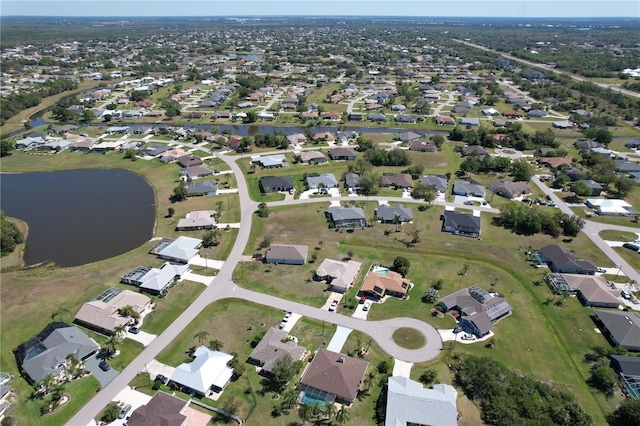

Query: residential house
left=615, top=160, right=640, bottom=174
left=441, top=210, right=481, bottom=238
left=348, top=112, right=364, bottom=121
left=315, top=259, right=362, bottom=293
left=409, top=141, right=437, bottom=152
left=482, top=108, right=500, bottom=116
left=15, top=136, right=46, bottom=149
left=307, top=173, right=338, bottom=190
left=264, top=244, right=309, bottom=265
left=452, top=101, right=472, bottom=113
left=299, top=151, right=326, bottom=164
left=421, top=175, right=449, bottom=193
left=323, top=112, right=342, bottom=121
left=575, top=140, right=603, bottom=151
left=539, top=245, right=598, bottom=274
left=127, top=391, right=188, bottom=426
left=69, top=139, right=95, bottom=152
left=259, top=176, right=294, bottom=193
left=593, top=310, right=640, bottom=351
left=436, top=116, right=456, bottom=126
left=385, top=376, right=458, bottom=426
left=461, top=145, right=488, bottom=157
left=325, top=206, right=367, bottom=229
left=552, top=121, right=573, bottom=129
left=377, top=204, right=413, bottom=223
left=395, top=114, right=420, bottom=123
left=453, top=180, right=485, bottom=197
left=576, top=179, right=603, bottom=196
left=540, top=157, right=573, bottom=170
left=609, top=355, right=640, bottom=398
left=227, top=139, right=242, bottom=152
left=489, top=180, right=531, bottom=199
left=502, top=110, right=523, bottom=118
left=299, top=349, right=368, bottom=405
left=586, top=199, right=636, bottom=216
left=152, top=236, right=202, bottom=264
left=15, top=322, right=99, bottom=383
left=337, top=131, right=359, bottom=144
left=177, top=154, right=203, bottom=168
left=185, top=180, right=218, bottom=196
left=328, top=147, right=358, bottom=161
left=183, top=164, right=214, bottom=179
left=380, top=173, right=413, bottom=189
left=367, top=113, right=387, bottom=123
left=247, top=327, right=306, bottom=375
left=74, top=288, right=151, bottom=334
left=459, top=117, right=480, bottom=127
left=395, top=131, right=423, bottom=143
left=175, top=210, right=216, bottom=231
left=344, top=173, right=361, bottom=189
left=287, top=133, right=307, bottom=146
left=527, top=109, right=548, bottom=118
left=360, top=268, right=410, bottom=299
left=313, top=132, right=336, bottom=143
left=160, top=149, right=191, bottom=164
left=548, top=274, right=620, bottom=308
left=140, top=145, right=172, bottom=157
left=439, top=286, right=512, bottom=338
left=254, top=154, right=286, bottom=169
left=121, top=263, right=189, bottom=296
left=170, top=346, right=234, bottom=396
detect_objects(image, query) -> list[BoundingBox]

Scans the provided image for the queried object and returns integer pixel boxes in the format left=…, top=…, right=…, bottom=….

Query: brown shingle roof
left=360, top=270, right=408, bottom=298
left=300, top=349, right=368, bottom=403
left=127, top=391, right=188, bottom=426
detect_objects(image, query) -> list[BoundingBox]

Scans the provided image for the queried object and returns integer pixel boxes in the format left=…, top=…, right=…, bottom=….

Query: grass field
left=392, top=328, right=426, bottom=349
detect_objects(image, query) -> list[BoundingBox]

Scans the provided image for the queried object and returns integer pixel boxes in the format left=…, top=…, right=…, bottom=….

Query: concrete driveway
left=85, top=354, right=119, bottom=387
left=351, top=302, right=370, bottom=320
left=326, top=326, right=353, bottom=352
left=106, top=386, right=152, bottom=426
left=126, top=330, right=156, bottom=347
left=145, top=359, right=176, bottom=382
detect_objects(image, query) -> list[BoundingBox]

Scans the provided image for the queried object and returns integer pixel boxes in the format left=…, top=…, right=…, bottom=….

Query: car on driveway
left=359, top=295, right=367, bottom=304
left=463, top=200, right=474, bottom=205
left=363, top=302, right=371, bottom=311
left=128, top=326, right=140, bottom=334
left=623, top=243, right=640, bottom=251
left=118, top=404, right=132, bottom=419
left=156, top=374, right=168, bottom=384
left=282, top=312, right=292, bottom=322
left=329, top=300, right=339, bottom=312
left=99, top=360, right=111, bottom=371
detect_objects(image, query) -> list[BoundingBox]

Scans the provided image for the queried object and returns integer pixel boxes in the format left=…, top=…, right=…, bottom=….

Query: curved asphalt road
left=67, top=150, right=443, bottom=426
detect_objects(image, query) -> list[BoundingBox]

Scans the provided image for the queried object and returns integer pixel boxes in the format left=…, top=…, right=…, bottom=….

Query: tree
left=113, top=325, right=126, bottom=338
left=81, top=109, right=94, bottom=124
left=391, top=256, right=411, bottom=277
left=572, top=180, right=592, bottom=197
left=431, top=134, right=445, bottom=149
left=245, top=110, right=258, bottom=123
left=257, top=202, right=270, bottom=218
left=51, top=307, right=70, bottom=322
left=1, top=214, right=24, bottom=256
left=364, top=370, right=377, bottom=391
left=118, top=304, right=137, bottom=319
left=202, top=228, right=222, bottom=247
left=259, top=235, right=273, bottom=249
left=432, top=279, right=444, bottom=290
left=561, top=214, right=585, bottom=237
left=101, top=402, right=120, bottom=423
left=221, top=396, right=241, bottom=415
left=167, top=207, right=175, bottom=217
left=208, top=339, right=224, bottom=351
left=271, top=353, right=299, bottom=390
left=410, top=229, right=421, bottom=244
left=335, top=406, right=351, bottom=425
left=102, top=335, right=121, bottom=358
left=194, top=330, right=210, bottom=345
left=358, top=173, right=380, bottom=196
left=1, top=139, right=14, bottom=157
left=421, top=288, right=439, bottom=303
left=609, top=398, right=640, bottom=426
left=589, top=365, right=616, bottom=393
left=172, top=183, right=187, bottom=202
left=377, top=360, right=390, bottom=374
left=298, top=404, right=313, bottom=423
left=615, top=177, right=634, bottom=197
left=511, top=161, right=533, bottom=182
left=418, top=368, right=438, bottom=386
left=553, top=173, right=570, bottom=189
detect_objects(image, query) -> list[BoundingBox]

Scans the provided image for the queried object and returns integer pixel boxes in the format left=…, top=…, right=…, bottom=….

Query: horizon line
left=2, top=15, right=639, bottom=19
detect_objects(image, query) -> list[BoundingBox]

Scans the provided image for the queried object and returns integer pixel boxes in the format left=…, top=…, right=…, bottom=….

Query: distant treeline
left=0, top=78, right=78, bottom=126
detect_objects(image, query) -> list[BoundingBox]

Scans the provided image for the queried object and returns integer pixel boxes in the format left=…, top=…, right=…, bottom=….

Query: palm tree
left=113, top=324, right=127, bottom=338
left=394, top=214, right=401, bottom=232
left=335, top=406, right=351, bottom=425
left=208, top=339, right=223, bottom=351
left=324, top=402, right=337, bottom=421
left=118, top=305, right=135, bottom=319
left=102, top=335, right=121, bottom=359
left=194, top=330, right=210, bottom=345
left=281, top=387, right=298, bottom=409
left=364, top=370, right=377, bottom=391
left=298, top=404, right=312, bottom=423
left=51, top=307, right=70, bottom=322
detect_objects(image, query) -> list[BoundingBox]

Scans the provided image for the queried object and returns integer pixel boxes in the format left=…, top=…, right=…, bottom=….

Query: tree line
left=494, top=201, right=585, bottom=237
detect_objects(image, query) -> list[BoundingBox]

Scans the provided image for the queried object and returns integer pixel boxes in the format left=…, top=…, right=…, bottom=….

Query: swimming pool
left=372, top=265, right=389, bottom=274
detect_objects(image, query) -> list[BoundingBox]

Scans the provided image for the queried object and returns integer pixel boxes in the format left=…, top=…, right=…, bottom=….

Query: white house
left=170, top=346, right=234, bottom=397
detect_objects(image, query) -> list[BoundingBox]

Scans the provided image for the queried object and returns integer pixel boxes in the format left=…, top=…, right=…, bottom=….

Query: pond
left=1, top=169, right=155, bottom=267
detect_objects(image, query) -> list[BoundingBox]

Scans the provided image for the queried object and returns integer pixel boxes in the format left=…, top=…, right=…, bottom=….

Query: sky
left=1, top=0, right=639, bottom=18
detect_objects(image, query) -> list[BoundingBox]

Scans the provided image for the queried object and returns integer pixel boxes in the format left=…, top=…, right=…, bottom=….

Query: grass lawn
left=613, top=247, right=640, bottom=273
left=599, top=230, right=639, bottom=241
left=570, top=207, right=640, bottom=228
left=142, top=280, right=205, bottom=335
left=392, top=328, right=426, bottom=350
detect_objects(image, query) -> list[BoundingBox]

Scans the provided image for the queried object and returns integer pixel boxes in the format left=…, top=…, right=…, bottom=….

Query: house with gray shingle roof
left=453, top=180, right=485, bottom=197
left=264, top=244, right=309, bottom=265
left=594, top=310, right=640, bottom=351
left=247, top=327, right=306, bottom=375
left=385, top=377, right=458, bottom=426
left=421, top=175, right=448, bottom=193
left=489, top=180, right=531, bottom=199
left=376, top=204, right=413, bottom=223
left=325, top=206, right=367, bottom=229
left=439, top=286, right=511, bottom=337
left=15, top=322, right=99, bottom=383
left=306, top=173, right=338, bottom=189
